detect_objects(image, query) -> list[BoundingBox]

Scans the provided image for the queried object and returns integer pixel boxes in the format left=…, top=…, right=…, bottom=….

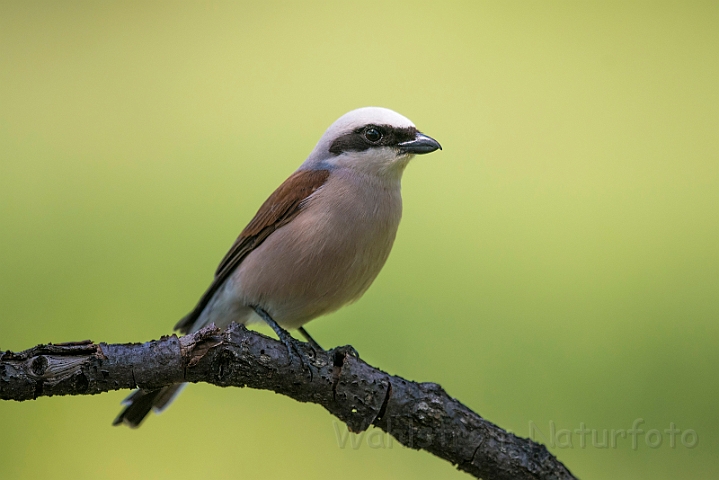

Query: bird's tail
left=112, top=383, right=186, bottom=428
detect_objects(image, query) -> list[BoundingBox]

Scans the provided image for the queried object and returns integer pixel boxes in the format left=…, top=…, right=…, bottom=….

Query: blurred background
left=1, top=1, right=717, bottom=479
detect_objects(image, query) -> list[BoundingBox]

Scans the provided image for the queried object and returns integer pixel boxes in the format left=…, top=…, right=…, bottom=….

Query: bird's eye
left=364, top=127, right=382, bottom=143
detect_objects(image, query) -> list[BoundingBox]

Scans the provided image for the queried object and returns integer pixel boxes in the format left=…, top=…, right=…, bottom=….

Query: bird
left=113, top=106, right=442, bottom=427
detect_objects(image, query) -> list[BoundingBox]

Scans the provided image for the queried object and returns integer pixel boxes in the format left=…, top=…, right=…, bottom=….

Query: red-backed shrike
left=114, top=107, right=441, bottom=427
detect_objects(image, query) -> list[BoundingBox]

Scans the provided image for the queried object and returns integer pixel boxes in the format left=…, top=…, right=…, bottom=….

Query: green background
left=1, top=1, right=717, bottom=479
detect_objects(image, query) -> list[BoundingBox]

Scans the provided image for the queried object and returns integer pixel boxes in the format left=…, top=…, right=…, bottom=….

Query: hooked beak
left=398, top=132, right=442, bottom=155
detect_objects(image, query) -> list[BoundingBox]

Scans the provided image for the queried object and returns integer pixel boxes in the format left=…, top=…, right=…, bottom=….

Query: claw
left=253, top=306, right=314, bottom=379
left=285, top=338, right=315, bottom=381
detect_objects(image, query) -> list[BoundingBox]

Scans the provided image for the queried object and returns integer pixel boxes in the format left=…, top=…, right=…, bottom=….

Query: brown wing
left=174, top=169, right=330, bottom=333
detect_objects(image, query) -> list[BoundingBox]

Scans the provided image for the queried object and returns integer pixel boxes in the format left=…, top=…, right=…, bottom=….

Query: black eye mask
left=329, top=124, right=418, bottom=155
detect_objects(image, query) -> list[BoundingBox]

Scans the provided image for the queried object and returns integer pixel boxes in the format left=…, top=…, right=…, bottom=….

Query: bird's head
left=303, top=107, right=441, bottom=179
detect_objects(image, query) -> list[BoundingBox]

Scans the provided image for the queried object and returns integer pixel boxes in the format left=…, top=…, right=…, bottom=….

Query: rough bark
left=0, top=323, right=576, bottom=480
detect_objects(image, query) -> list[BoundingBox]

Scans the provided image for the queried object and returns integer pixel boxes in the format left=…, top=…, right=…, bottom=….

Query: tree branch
left=0, top=323, right=575, bottom=480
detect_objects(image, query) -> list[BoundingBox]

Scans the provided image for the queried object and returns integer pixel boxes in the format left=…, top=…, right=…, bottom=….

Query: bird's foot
left=286, top=339, right=315, bottom=378
left=297, top=326, right=324, bottom=357
left=253, top=307, right=314, bottom=377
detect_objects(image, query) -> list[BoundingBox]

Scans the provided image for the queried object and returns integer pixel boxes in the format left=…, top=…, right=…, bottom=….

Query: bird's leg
left=252, top=306, right=313, bottom=375
left=298, top=326, right=324, bottom=352
left=298, top=327, right=360, bottom=360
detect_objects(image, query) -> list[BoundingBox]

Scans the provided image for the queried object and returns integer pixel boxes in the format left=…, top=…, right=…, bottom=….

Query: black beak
left=398, top=132, right=442, bottom=155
